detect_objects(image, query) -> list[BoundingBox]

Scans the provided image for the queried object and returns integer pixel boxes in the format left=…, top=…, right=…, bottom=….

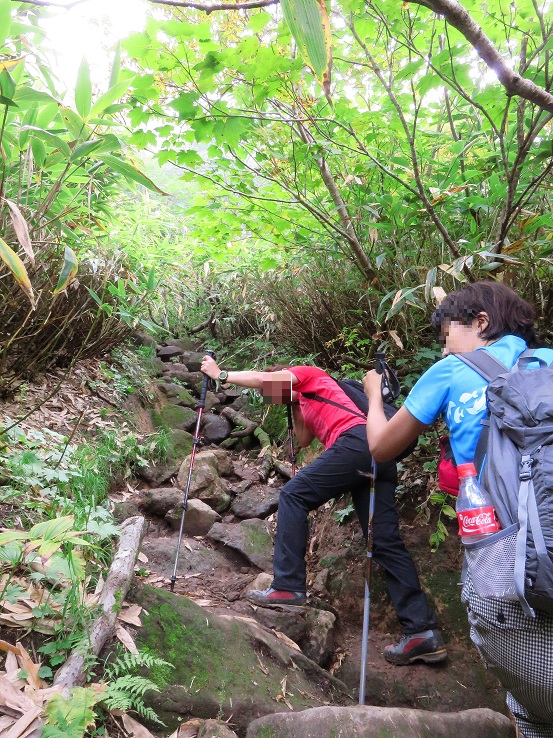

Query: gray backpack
left=458, top=349, right=553, bottom=618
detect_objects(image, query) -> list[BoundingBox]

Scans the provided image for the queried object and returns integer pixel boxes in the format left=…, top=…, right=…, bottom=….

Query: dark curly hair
left=432, top=281, right=538, bottom=347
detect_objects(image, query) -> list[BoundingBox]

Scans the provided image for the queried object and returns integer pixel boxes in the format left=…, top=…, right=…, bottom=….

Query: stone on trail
left=158, top=345, right=184, bottom=361
left=112, top=500, right=141, bottom=524
left=232, top=484, right=280, bottom=519
left=158, top=382, right=196, bottom=408
left=166, top=497, right=222, bottom=536
left=152, top=404, right=197, bottom=432
left=302, top=608, right=336, bottom=666
left=131, top=330, right=158, bottom=348
left=201, top=413, right=232, bottom=444
left=136, top=461, right=180, bottom=487
left=165, top=337, right=199, bottom=352
left=178, top=450, right=233, bottom=483
left=162, top=365, right=201, bottom=386
left=141, top=487, right=182, bottom=518
left=203, top=390, right=221, bottom=413
left=245, top=705, right=515, bottom=738
left=209, top=518, right=274, bottom=572
left=198, top=720, right=240, bottom=738
left=177, top=451, right=231, bottom=513
left=180, top=350, right=205, bottom=372
left=251, top=604, right=307, bottom=645
left=140, top=535, right=229, bottom=577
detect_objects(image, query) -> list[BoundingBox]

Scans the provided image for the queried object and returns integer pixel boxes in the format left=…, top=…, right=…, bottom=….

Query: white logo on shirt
left=447, top=387, right=487, bottom=425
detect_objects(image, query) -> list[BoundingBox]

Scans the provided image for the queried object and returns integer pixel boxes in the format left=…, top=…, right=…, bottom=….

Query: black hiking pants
left=271, top=425, right=439, bottom=635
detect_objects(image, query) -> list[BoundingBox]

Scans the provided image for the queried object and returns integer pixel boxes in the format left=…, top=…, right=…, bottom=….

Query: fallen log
left=11, top=516, right=145, bottom=738
left=53, top=515, right=146, bottom=689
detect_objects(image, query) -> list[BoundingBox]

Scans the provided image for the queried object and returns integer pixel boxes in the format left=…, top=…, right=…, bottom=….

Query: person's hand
left=201, top=354, right=220, bottom=380
left=363, top=369, right=383, bottom=400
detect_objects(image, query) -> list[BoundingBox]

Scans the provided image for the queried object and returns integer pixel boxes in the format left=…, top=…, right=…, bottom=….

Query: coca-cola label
left=457, top=506, right=501, bottom=536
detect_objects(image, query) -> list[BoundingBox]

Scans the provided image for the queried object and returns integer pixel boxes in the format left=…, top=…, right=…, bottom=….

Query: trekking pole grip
left=199, top=349, right=216, bottom=408
left=374, top=351, right=391, bottom=402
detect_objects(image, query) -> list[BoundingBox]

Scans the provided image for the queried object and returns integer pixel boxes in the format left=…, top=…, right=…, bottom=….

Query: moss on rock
left=129, top=583, right=350, bottom=735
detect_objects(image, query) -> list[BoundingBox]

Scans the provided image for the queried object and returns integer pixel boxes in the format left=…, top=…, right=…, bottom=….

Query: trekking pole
left=170, top=349, right=216, bottom=593
left=359, top=352, right=386, bottom=704
left=286, top=404, right=296, bottom=477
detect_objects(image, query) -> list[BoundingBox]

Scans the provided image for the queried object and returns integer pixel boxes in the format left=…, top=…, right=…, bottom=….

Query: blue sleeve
left=403, top=357, right=453, bottom=425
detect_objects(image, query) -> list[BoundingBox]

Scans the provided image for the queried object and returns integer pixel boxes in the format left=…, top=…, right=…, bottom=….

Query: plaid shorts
left=462, top=577, right=553, bottom=738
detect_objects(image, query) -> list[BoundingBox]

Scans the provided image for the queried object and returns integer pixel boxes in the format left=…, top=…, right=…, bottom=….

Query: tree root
left=220, top=406, right=258, bottom=437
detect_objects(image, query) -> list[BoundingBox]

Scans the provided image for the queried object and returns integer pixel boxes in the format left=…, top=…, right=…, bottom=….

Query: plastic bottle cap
left=458, top=462, right=477, bottom=478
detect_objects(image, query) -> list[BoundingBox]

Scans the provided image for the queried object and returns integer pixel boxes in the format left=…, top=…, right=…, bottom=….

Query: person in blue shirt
left=363, top=281, right=553, bottom=738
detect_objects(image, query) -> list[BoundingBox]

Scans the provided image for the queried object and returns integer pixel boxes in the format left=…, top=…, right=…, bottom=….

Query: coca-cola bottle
left=456, top=462, right=501, bottom=543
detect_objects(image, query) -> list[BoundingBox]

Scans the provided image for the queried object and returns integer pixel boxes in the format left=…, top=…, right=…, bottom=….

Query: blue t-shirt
left=404, top=335, right=553, bottom=464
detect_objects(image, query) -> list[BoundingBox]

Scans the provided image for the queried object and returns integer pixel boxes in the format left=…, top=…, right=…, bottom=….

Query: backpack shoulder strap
left=456, top=350, right=509, bottom=382
left=457, top=350, right=509, bottom=474
left=300, top=391, right=366, bottom=420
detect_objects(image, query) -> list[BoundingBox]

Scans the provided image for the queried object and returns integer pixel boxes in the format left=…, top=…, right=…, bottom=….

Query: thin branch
left=147, top=0, right=278, bottom=10
left=15, top=0, right=90, bottom=7
left=411, top=0, right=553, bottom=113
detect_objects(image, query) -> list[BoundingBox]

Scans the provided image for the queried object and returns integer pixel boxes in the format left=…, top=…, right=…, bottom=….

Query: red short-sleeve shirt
left=288, top=366, right=365, bottom=448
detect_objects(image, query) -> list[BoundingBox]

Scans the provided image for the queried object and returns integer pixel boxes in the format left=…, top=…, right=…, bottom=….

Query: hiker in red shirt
left=201, top=356, right=445, bottom=664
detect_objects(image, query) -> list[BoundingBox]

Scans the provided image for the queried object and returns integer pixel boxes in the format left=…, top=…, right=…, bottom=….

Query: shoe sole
left=246, top=596, right=306, bottom=608
left=385, top=648, right=447, bottom=666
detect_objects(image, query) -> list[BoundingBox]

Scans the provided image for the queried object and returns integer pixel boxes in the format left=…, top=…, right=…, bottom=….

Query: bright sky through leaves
left=41, top=0, right=148, bottom=91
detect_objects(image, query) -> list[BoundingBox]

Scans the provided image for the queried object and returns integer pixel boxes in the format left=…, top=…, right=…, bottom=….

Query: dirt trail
left=120, top=443, right=507, bottom=719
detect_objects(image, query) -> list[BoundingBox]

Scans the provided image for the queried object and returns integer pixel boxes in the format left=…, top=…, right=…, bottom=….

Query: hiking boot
left=246, top=587, right=306, bottom=606
left=384, top=629, right=447, bottom=665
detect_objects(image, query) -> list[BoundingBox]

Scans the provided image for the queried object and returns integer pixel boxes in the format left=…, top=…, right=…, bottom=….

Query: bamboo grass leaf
left=21, top=125, right=71, bottom=157
left=280, top=0, right=332, bottom=98
left=89, top=79, right=132, bottom=118
left=29, top=516, right=75, bottom=540
left=0, top=0, right=11, bottom=48
left=4, top=198, right=34, bottom=265
left=0, top=68, right=15, bottom=104
left=0, top=57, right=23, bottom=72
left=0, top=236, right=35, bottom=308
left=0, top=531, right=28, bottom=545
left=52, top=246, right=78, bottom=296
left=96, top=153, right=169, bottom=195
left=75, top=57, right=92, bottom=119
left=109, top=41, right=121, bottom=88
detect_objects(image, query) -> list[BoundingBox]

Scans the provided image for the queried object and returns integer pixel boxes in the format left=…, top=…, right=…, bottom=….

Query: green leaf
left=69, top=138, right=105, bottom=162
left=97, top=154, right=169, bottom=194
left=0, top=68, right=15, bottom=102
left=89, top=79, right=132, bottom=118
left=14, top=87, right=58, bottom=106
left=109, top=41, right=121, bottom=88
left=248, top=11, right=272, bottom=32
left=30, top=515, right=75, bottom=540
left=21, top=126, right=71, bottom=158
left=0, top=531, right=28, bottom=545
left=59, top=106, right=87, bottom=140
left=178, top=150, right=204, bottom=167
left=0, top=236, right=35, bottom=308
left=0, top=0, right=12, bottom=48
left=280, top=0, right=332, bottom=96
left=74, top=57, right=92, bottom=119
left=52, top=246, right=78, bottom=296
left=169, top=91, right=200, bottom=121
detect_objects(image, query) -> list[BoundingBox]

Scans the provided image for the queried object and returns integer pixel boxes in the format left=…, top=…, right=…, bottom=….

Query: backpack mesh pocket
left=463, top=524, right=518, bottom=600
